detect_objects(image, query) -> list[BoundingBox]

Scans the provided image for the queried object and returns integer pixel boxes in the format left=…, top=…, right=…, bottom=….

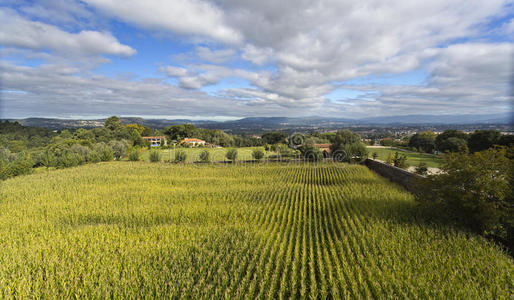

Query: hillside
left=0, top=162, right=512, bottom=298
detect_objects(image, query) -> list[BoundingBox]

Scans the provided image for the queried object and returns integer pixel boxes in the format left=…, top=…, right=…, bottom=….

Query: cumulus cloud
left=83, top=0, right=242, bottom=44
left=0, top=8, right=135, bottom=57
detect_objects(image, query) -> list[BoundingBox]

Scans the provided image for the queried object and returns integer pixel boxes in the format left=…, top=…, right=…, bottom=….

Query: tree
left=435, top=130, right=468, bottom=152
left=199, top=150, right=210, bottom=162
left=174, top=150, right=187, bottom=163
left=104, top=116, right=123, bottom=131
left=149, top=150, right=161, bottom=162
left=226, top=149, right=238, bottom=161
left=330, top=130, right=367, bottom=163
left=409, top=131, right=436, bottom=153
left=94, top=143, right=114, bottom=161
left=128, top=150, right=141, bottom=161
left=418, top=146, right=513, bottom=250
left=108, top=140, right=128, bottom=160
left=392, top=152, right=408, bottom=169
left=298, top=144, right=323, bottom=161
left=415, top=162, right=428, bottom=176
left=468, top=130, right=501, bottom=153
left=261, top=132, right=287, bottom=145
left=372, top=152, right=378, bottom=160
left=386, top=153, right=394, bottom=165
left=252, top=149, right=265, bottom=160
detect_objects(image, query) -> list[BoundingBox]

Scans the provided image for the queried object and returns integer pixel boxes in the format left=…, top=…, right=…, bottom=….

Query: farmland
left=140, top=147, right=267, bottom=162
left=0, top=162, right=512, bottom=298
left=367, top=146, right=444, bottom=168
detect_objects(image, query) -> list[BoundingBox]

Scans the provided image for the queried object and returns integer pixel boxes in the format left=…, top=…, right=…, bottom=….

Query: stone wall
left=363, top=159, right=425, bottom=193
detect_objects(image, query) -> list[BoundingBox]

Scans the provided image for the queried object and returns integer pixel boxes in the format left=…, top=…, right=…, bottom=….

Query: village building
left=180, top=138, right=206, bottom=147
left=314, top=143, right=332, bottom=157
left=142, top=136, right=167, bottom=147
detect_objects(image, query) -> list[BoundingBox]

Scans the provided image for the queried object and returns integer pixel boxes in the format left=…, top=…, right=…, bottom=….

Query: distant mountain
left=359, top=113, right=512, bottom=125
left=4, top=113, right=512, bottom=131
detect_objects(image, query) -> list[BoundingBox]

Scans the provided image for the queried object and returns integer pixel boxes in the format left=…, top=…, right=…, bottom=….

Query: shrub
left=175, top=150, right=187, bottom=163
left=385, top=153, right=394, bottom=165
left=372, top=152, right=378, bottom=160
left=108, top=140, right=129, bottom=160
left=94, top=143, right=114, bottom=162
left=418, top=146, right=513, bottom=251
left=252, top=149, right=265, bottom=160
left=298, top=144, right=323, bottom=162
left=414, top=162, right=428, bottom=176
left=393, top=152, right=408, bottom=169
left=128, top=150, right=141, bottom=161
left=199, top=150, right=210, bottom=162
left=149, top=150, right=161, bottom=162
left=226, top=149, right=238, bottom=161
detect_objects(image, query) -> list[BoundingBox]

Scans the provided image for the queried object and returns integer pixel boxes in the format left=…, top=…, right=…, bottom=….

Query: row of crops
left=0, top=162, right=512, bottom=297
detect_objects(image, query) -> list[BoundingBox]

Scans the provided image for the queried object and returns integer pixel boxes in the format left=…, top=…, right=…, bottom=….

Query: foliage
left=330, top=130, right=368, bottom=163
left=392, top=152, right=409, bottom=169
left=372, top=152, right=378, bottom=159
left=174, top=150, right=187, bottom=163
left=468, top=130, right=501, bottom=153
left=418, top=146, right=514, bottom=251
left=149, top=150, right=161, bottom=162
left=199, top=150, right=210, bottom=162
left=386, top=153, right=394, bottom=165
left=409, top=131, right=436, bottom=153
left=414, top=162, right=428, bottom=176
left=128, top=150, right=141, bottom=161
left=104, top=116, right=124, bottom=131
left=298, top=143, right=323, bottom=161
left=0, top=163, right=512, bottom=297
left=251, top=149, right=264, bottom=160
left=108, top=140, right=129, bottom=160
left=435, top=130, right=468, bottom=152
left=226, top=149, right=238, bottom=161
left=94, top=143, right=114, bottom=162
left=261, top=131, right=287, bottom=144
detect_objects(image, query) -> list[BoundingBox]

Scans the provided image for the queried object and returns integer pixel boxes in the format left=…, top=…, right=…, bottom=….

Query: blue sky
left=0, top=0, right=513, bottom=119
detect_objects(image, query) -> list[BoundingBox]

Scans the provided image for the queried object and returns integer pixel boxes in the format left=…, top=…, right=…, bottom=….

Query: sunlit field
left=367, top=147, right=444, bottom=168
left=140, top=147, right=268, bottom=162
left=0, top=162, right=512, bottom=298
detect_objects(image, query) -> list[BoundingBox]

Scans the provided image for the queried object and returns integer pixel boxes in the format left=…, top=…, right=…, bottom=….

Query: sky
left=0, top=0, right=513, bottom=120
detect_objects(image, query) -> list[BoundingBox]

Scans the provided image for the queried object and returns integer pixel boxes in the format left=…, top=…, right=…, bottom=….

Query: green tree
left=226, top=149, right=238, bottom=161
left=252, top=149, right=265, bottom=160
left=393, top=152, right=408, bottom=169
left=435, top=130, right=468, bottom=152
left=415, top=162, right=428, bottom=176
left=468, top=130, right=501, bottom=153
left=409, top=131, right=436, bottom=153
left=385, top=153, right=394, bottom=165
left=174, top=150, right=187, bottom=163
left=261, top=132, right=287, bottom=144
left=108, top=140, right=128, bottom=160
left=372, top=152, right=378, bottom=160
left=104, top=116, right=123, bottom=131
left=128, top=150, right=141, bottom=161
left=418, top=146, right=513, bottom=249
left=199, top=150, right=210, bottom=162
left=149, top=150, right=161, bottom=162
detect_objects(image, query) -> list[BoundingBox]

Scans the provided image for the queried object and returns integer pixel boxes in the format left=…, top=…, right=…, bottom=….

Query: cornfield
left=0, top=162, right=512, bottom=298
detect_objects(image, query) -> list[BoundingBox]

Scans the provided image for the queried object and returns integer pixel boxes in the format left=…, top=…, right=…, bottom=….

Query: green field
left=367, top=147, right=444, bottom=168
left=0, top=162, right=512, bottom=298
left=141, top=147, right=267, bottom=162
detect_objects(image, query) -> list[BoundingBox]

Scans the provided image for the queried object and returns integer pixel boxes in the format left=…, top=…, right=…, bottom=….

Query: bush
left=372, top=152, right=378, bottom=160
left=252, top=149, right=265, bottom=160
left=385, top=153, right=394, bottom=165
left=199, top=150, right=210, bottom=162
left=392, top=152, right=408, bottom=169
left=226, top=149, right=238, bottom=161
left=128, top=150, right=141, bottom=161
left=415, top=162, right=428, bottom=175
left=94, top=143, right=114, bottom=161
left=418, top=146, right=513, bottom=251
left=175, top=150, right=187, bottom=163
left=298, top=144, right=323, bottom=161
left=149, top=150, right=161, bottom=162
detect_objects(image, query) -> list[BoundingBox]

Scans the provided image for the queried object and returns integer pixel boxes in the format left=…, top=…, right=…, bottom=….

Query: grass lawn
left=367, top=147, right=444, bottom=168
left=140, top=146, right=270, bottom=162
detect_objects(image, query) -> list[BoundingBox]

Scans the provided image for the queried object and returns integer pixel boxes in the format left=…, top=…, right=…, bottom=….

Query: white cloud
left=84, top=0, right=242, bottom=44
left=195, top=46, right=235, bottom=63
left=0, top=8, right=136, bottom=57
